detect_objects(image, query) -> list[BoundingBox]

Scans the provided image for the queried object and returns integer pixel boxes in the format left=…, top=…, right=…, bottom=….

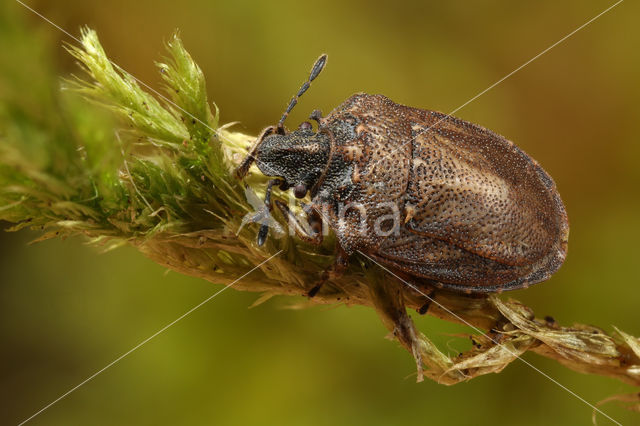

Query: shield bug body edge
left=235, top=55, right=569, bottom=296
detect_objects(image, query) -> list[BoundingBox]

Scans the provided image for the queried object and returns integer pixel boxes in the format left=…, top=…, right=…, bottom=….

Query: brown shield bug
left=236, top=54, right=569, bottom=296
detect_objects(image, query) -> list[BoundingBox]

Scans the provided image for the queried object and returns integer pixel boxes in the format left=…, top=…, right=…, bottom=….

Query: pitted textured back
left=236, top=55, right=568, bottom=296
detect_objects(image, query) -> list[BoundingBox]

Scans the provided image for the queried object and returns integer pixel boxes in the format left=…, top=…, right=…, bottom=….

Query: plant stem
left=0, top=22, right=638, bottom=416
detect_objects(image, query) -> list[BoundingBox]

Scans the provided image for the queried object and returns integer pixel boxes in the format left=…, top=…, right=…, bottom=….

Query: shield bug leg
left=276, top=54, right=327, bottom=133
left=307, top=244, right=348, bottom=297
left=389, top=271, right=435, bottom=315
left=417, top=294, right=434, bottom=315
left=274, top=200, right=324, bottom=245
left=367, top=274, right=424, bottom=381
left=235, top=126, right=276, bottom=179
left=255, top=178, right=282, bottom=246
left=303, top=204, right=324, bottom=239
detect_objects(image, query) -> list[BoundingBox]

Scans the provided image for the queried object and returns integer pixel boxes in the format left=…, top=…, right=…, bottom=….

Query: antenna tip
left=310, top=54, right=328, bottom=81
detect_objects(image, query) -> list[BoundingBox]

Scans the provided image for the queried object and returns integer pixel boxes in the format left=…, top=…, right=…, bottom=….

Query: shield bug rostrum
left=236, top=55, right=569, bottom=297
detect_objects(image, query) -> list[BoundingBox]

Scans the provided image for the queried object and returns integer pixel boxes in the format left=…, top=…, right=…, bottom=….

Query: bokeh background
left=2, top=0, right=639, bottom=424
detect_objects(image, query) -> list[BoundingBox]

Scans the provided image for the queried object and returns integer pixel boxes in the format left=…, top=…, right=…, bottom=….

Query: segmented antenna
left=277, top=54, right=327, bottom=131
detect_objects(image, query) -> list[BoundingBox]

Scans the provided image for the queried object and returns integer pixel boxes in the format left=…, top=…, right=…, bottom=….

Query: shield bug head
left=235, top=54, right=331, bottom=245
left=253, top=128, right=331, bottom=197
left=235, top=54, right=329, bottom=182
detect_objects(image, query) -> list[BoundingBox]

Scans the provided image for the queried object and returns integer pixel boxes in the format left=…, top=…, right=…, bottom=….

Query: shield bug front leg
left=235, top=126, right=276, bottom=179
left=252, top=178, right=285, bottom=246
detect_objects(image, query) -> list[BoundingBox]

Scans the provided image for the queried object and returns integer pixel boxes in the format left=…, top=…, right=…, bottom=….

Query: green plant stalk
left=0, top=24, right=638, bottom=417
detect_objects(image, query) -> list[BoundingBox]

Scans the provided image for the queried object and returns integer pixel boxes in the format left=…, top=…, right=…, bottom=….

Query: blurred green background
left=1, top=0, right=639, bottom=424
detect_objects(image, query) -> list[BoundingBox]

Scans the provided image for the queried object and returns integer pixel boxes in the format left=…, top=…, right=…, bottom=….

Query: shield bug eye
left=298, top=121, right=313, bottom=131
left=293, top=184, right=307, bottom=198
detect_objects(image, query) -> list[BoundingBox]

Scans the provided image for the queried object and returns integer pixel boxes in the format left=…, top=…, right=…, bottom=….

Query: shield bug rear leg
left=416, top=287, right=439, bottom=315
left=417, top=302, right=429, bottom=315
left=385, top=271, right=435, bottom=315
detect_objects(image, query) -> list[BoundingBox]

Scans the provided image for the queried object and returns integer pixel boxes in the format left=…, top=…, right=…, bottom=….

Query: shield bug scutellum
left=236, top=54, right=569, bottom=297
